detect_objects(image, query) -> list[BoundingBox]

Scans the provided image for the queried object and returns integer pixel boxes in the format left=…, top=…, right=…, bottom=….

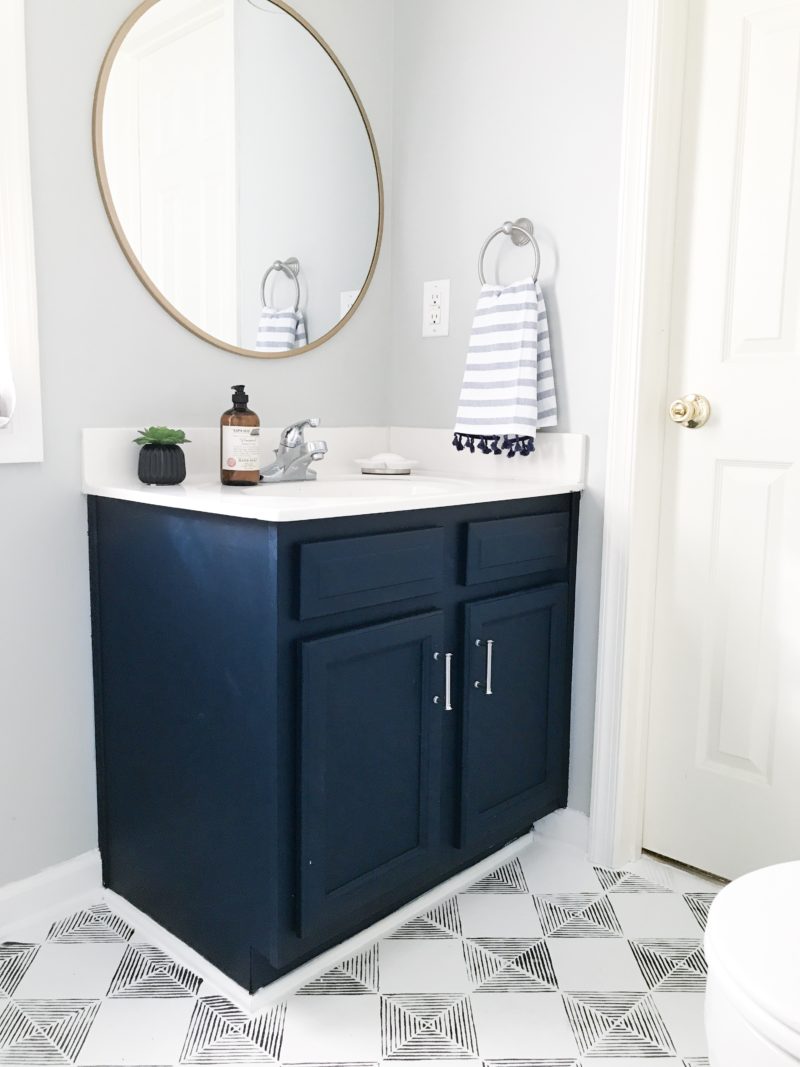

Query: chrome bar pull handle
left=434, top=652, right=454, bottom=711
left=474, top=638, right=494, bottom=696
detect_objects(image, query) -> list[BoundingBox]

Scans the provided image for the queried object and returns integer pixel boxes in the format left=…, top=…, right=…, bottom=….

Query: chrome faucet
left=260, top=417, right=328, bottom=483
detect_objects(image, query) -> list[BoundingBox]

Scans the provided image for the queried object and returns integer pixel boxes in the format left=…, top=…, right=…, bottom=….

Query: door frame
left=588, top=0, right=691, bottom=868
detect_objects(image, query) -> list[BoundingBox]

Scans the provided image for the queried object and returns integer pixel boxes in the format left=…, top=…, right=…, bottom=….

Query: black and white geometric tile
left=0, top=943, right=39, bottom=996
left=0, top=835, right=720, bottom=1065
left=683, top=893, right=716, bottom=931
left=563, top=990, right=675, bottom=1057
left=47, top=904, right=133, bottom=945
left=534, top=893, right=623, bottom=938
left=107, top=943, right=203, bottom=999
left=297, top=946, right=379, bottom=995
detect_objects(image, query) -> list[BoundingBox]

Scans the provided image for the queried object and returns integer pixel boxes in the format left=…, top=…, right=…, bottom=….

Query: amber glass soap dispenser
left=220, top=385, right=261, bottom=486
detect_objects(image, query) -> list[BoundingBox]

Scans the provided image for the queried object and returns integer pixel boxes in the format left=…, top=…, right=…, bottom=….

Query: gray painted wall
left=388, top=0, right=628, bottom=812
left=0, top=0, right=626, bottom=888
left=0, top=0, right=395, bottom=887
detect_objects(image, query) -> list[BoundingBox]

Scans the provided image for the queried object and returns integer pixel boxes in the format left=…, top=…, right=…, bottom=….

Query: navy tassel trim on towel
left=452, top=433, right=536, bottom=458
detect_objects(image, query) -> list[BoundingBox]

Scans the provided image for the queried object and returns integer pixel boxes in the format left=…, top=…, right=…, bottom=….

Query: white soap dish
left=355, top=452, right=419, bottom=476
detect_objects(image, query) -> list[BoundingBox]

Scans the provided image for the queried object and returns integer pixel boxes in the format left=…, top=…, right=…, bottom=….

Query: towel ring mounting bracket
left=261, top=257, right=301, bottom=311
left=478, top=217, right=541, bottom=285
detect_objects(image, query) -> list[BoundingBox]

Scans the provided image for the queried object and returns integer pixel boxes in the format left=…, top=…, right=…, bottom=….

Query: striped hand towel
left=255, top=306, right=308, bottom=353
left=453, top=277, right=557, bottom=457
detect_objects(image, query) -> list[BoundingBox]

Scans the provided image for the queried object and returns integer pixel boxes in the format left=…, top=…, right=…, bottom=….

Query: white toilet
left=705, top=861, right=800, bottom=1066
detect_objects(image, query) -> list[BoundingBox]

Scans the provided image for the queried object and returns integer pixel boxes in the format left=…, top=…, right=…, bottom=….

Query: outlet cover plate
left=423, top=279, right=450, bottom=337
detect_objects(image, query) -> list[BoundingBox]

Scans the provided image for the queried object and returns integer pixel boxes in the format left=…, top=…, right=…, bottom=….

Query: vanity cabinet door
left=460, top=585, right=570, bottom=851
left=298, top=611, right=444, bottom=940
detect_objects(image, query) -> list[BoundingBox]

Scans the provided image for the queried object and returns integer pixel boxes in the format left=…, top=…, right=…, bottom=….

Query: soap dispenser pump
left=220, top=385, right=261, bottom=486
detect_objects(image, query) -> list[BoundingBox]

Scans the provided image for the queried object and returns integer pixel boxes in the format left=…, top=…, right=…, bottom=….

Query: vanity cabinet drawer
left=465, top=512, right=570, bottom=585
left=299, top=527, right=445, bottom=619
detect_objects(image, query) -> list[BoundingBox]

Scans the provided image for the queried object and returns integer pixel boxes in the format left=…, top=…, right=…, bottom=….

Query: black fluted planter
left=137, top=444, right=186, bottom=486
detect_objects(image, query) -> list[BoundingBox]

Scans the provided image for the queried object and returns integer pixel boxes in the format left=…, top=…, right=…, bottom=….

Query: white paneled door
left=642, top=0, right=800, bottom=880
left=103, top=0, right=237, bottom=342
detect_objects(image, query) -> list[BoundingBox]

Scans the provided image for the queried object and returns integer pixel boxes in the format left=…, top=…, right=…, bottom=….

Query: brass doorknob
left=669, top=393, right=711, bottom=428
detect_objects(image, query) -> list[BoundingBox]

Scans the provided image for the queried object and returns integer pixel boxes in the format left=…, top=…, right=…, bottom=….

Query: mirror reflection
left=97, top=0, right=382, bottom=357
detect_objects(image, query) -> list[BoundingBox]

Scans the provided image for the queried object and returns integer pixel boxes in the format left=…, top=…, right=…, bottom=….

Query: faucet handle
left=281, top=417, right=320, bottom=447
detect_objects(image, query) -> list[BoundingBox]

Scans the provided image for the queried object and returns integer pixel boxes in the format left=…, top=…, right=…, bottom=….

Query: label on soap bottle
left=222, top=426, right=261, bottom=471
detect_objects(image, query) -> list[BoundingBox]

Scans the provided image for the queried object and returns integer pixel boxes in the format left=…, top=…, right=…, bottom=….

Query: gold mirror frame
left=92, top=0, right=384, bottom=360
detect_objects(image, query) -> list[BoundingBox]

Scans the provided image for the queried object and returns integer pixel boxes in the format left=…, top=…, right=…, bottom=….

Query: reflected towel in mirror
left=453, top=276, right=556, bottom=457
left=256, top=306, right=308, bottom=353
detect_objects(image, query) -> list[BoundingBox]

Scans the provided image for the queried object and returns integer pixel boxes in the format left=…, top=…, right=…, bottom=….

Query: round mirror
left=93, top=0, right=383, bottom=358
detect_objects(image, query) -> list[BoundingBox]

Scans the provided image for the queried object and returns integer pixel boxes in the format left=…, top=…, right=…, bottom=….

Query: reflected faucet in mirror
left=261, top=417, right=328, bottom=483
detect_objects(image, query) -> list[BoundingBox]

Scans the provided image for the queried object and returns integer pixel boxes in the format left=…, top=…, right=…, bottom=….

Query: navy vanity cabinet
left=89, top=491, right=579, bottom=994
left=459, top=585, right=571, bottom=851
left=298, top=612, right=444, bottom=941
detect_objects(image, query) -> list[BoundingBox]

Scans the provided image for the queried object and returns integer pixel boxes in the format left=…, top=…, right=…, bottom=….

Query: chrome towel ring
left=260, top=257, right=301, bottom=310
left=478, top=217, right=541, bottom=285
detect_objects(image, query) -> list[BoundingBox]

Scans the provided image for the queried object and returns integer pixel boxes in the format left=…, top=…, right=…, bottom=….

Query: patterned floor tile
left=281, top=995, right=380, bottom=1063
left=381, top=994, right=478, bottom=1060
left=14, top=944, right=127, bottom=1000
left=107, top=943, right=202, bottom=998
left=47, top=904, right=133, bottom=944
left=483, top=1059, right=580, bottom=1067
left=463, top=860, right=528, bottom=895
left=463, top=939, right=557, bottom=992
left=389, top=899, right=462, bottom=940
left=471, top=992, right=579, bottom=1059
left=629, top=940, right=707, bottom=992
left=651, top=993, right=708, bottom=1059
left=534, top=895, right=622, bottom=938
left=562, top=991, right=675, bottom=1058
left=0, top=835, right=717, bottom=1065
left=458, top=894, right=543, bottom=939
left=297, top=946, right=379, bottom=995
left=76, top=997, right=196, bottom=1065
left=683, top=894, right=716, bottom=931
left=0, top=998, right=100, bottom=1064
left=380, top=940, right=472, bottom=994
left=582, top=1060, right=685, bottom=1066
left=611, top=893, right=704, bottom=940
left=547, top=937, right=647, bottom=992
left=0, top=943, right=38, bottom=996
left=594, top=867, right=672, bottom=894
left=519, top=839, right=604, bottom=894
left=180, top=996, right=286, bottom=1063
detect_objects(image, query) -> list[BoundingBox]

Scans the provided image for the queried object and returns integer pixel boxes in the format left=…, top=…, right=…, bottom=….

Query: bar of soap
left=354, top=452, right=419, bottom=475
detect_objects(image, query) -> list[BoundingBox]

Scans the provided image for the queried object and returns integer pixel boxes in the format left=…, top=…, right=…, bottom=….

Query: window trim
left=0, top=0, right=43, bottom=464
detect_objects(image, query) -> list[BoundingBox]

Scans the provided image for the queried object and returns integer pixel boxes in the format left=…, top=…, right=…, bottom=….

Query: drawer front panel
left=465, top=512, right=569, bottom=585
left=299, top=527, right=444, bottom=619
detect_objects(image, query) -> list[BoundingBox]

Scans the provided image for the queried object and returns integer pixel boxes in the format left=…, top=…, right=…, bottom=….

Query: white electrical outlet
left=340, top=290, right=359, bottom=317
left=423, top=279, right=450, bottom=337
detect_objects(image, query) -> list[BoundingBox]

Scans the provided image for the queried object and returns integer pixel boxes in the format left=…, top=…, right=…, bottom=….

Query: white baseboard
left=0, top=850, right=102, bottom=933
left=534, top=808, right=590, bottom=853
left=110, top=832, right=534, bottom=1014
left=0, top=833, right=538, bottom=1013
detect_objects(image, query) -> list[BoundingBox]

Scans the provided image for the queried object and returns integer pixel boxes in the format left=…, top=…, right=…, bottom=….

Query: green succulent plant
left=133, top=426, right=191, bottom=447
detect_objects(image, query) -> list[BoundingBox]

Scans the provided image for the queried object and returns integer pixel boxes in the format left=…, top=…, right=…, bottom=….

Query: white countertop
left=83, top=427, right=586, bottom=523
